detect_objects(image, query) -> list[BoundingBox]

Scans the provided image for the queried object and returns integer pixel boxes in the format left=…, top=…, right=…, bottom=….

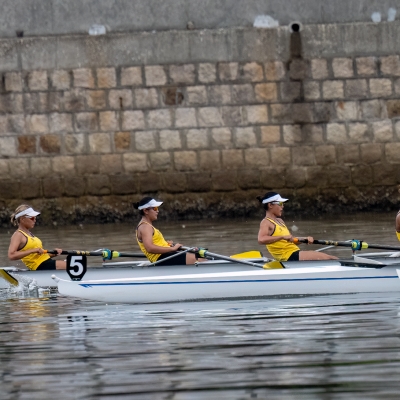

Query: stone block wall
left=1, top=23, right=400, bottom=223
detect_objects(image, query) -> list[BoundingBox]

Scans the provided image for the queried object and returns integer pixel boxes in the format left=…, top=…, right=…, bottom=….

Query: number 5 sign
left=66, top=255, right=87, bottom=281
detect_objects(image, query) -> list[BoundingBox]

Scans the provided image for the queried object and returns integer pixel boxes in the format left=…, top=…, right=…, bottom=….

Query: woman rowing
left=8, top=204, right=66, bottom=270
left=257, top=192, right=337, bottom=261
left=134, top=197, right=204, bottom=265
left=396, top=187, right=400, bottom=241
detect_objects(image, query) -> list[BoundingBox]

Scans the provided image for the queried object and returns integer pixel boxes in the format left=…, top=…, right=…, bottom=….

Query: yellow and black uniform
left=397, top=211, right=400, bottom=241
left=136, top=221, right=187, bottom=265
left=19, top=230, right=51, bottom=270
left=265, top=218, right=300, bottom=261
left=136, top=221, right=169, bottom=262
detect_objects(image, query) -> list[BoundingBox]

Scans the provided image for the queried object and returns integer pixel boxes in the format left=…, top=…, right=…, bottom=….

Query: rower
left=257, top=192, right=338, bottom=261
left=8, top=204, right=67, bottom=270
left=133, top=197, right=206, bottom=266
left=396, top=210, right=400, bottom=241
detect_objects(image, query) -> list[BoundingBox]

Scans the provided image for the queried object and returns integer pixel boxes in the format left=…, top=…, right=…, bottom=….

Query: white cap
left=138, top=199, right=163, bottom=210
left=15, top=207, right=40, bottom=219
left=262, top=194, right=288, bottom=204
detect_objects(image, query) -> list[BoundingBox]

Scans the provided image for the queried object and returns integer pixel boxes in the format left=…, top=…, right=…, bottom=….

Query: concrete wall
left=1, top=22, right=400, bottom=223
left=3, top=22, right=400, bottom=73
left=1, top=0, right=400, bottom=38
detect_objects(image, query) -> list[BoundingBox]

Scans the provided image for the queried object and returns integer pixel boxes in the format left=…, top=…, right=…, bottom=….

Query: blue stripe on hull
left=79, top=275, right=398, bottom=288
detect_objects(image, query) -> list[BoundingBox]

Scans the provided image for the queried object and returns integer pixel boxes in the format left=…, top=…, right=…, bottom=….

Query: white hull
left=54, top=264, right=400, bottom=304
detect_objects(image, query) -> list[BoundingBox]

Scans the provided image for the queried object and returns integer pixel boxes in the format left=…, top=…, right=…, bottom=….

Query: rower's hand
left=52, top=248, right=63, bottom=257
left=283, top=235, right=293, bottom=242
left=296, top=237, right=314, bottom=244
left=171, top=243, right=182, bottom=251
left=167, top=240, right=174, bottom=246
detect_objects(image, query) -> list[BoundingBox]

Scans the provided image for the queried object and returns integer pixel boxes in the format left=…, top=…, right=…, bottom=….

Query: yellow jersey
left=265, top=218, right=300, bottom=261
left=136, top=221, right=170, bottom=263
left=396, top=231, right=400, bottom=241
left=19, top=230, right=50, bottom=270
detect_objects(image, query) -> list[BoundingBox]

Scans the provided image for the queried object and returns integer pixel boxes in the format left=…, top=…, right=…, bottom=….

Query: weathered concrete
left=4, top=22, right=400, bottom=73
left=1, top=0, right=400, bottom=38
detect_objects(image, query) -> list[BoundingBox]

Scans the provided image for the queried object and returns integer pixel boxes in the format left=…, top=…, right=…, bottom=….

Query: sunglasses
left=147, top=207, right=159, bottom=212
left=25, top=216, right=37, bottom=220
left=271, top=201, right=284, bottom=206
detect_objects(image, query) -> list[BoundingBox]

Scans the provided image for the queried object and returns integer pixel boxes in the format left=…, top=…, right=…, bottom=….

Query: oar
left=45, top=249, right=146, bottom=259
left=316, top=240, right=352, bottom=252
left=180, top=246, right=283, bottom=269
left=46, top=249, right=263, bottom=261
left=0, top=269, right=19, bottom=287
left=293, top=238, right=400, bottom=252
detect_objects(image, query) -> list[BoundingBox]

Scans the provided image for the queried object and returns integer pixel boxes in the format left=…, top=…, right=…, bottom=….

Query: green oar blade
left=0, top=269, right=19, bottom=287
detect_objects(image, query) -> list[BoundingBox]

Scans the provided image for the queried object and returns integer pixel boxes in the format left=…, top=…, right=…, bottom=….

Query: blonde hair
left=10, top=204, right=31, bottom=226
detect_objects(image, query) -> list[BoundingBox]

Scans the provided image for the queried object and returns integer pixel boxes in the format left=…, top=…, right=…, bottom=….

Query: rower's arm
left=8, top=232, right=44, bottom=261
left=258, top=220, right=292, bottom=245
left=139, top=224, right=181, bottom=253
left=396, top=212, right=400, bottom=233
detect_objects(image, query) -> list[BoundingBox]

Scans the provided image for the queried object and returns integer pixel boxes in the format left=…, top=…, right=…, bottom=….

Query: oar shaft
left=109, top=252, right=147, bottom=258
left=180, top=246, right=263, bottom=268
left=363, top=243, right=400, bottom=251
left=294, top=238, right=353, bottom=247
left=45, top=250, right=103, bottom=256
left=294, top=238, right=400, bottom=252
left=45, top=250, right=146, bottom=258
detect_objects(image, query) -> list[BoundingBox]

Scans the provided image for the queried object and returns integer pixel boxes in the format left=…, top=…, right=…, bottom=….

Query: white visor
left=15, top=207, right=40, bottom=219
left=138, top=199, right=163, bottom=210
left=262, top=194, right=288, bottom=204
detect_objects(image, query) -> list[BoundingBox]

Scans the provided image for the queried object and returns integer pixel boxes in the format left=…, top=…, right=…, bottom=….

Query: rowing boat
left=51, top=254, right=400, bottom=304
left=0, top=253, right=388, bottom=289
left=3, top=252, right=400, bottom=295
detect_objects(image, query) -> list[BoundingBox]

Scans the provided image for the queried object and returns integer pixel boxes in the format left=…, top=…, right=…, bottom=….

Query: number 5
left=66, top=255, right=87, bottom=281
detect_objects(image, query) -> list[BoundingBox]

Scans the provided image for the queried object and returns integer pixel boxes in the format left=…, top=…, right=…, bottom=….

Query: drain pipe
left=289, top=21, right=303, bottom=33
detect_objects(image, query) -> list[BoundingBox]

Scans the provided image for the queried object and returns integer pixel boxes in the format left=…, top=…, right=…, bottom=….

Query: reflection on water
left=1, top=213, right=400, bottom=398
left=1, top=294, right=400, bottom=398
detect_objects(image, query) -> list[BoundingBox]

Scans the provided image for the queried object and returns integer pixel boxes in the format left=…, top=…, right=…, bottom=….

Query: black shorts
left=36, top=258, right=57, bottom=270
left=155, top=251, right=187, bottom=266
left=287, top=251, right=300, bottom=261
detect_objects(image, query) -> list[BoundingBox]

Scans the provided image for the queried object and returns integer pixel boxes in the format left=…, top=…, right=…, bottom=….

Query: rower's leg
left=185, top=253, right=207, bottom=264
left=56, top=260, right=67, bottom=269
left=299, top=251, right=338, bottom=260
